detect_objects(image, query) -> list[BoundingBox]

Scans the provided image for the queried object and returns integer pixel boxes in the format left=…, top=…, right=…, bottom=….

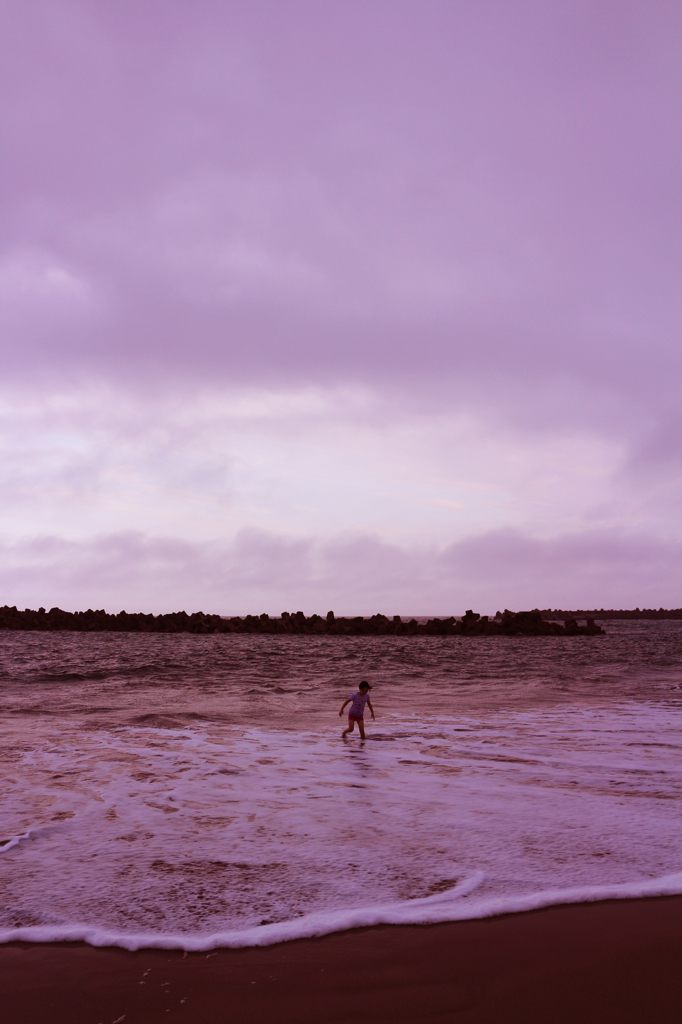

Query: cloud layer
left=3, top=527, right=680, bottom=617
left=1, top=2, right=680, bottom=610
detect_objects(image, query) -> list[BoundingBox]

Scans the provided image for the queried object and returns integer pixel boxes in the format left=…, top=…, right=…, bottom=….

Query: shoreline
left=5, top=867, right=682, bottom=951
left=3, top=895, right=682, bottom=1023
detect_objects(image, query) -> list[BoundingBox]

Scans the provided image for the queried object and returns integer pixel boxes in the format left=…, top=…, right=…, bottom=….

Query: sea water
left=1, top=622, right=682, bottom=949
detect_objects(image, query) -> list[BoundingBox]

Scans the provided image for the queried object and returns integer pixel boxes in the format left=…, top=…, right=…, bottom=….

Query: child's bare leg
left=358, top=719, right=366, bottom=739
left=342, top=718, right=355, bottom=737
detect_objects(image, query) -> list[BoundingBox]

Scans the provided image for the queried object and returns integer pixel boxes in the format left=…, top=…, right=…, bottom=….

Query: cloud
left=1, top=383, right=645, bottom=549
left=0, top=2, right=680, bottom=608
left=2, top=526, right=680, bottom=616
left=0, top=2, right=679, bottom=424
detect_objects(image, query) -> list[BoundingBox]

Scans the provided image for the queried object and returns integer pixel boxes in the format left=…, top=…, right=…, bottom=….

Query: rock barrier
left=0, top=606, right=604, bottom=636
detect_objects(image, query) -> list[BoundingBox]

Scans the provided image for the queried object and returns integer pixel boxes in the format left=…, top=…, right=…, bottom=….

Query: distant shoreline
left=540, top=608, right=682, bottom=620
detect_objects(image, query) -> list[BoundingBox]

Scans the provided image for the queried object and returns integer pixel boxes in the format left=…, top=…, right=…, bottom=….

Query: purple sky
left=1, top=0, right=681, bottom=614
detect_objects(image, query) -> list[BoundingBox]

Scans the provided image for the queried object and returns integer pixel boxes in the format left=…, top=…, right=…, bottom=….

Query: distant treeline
left=0, top=606, right=604, bottom=636
left=539, top=608, right=682, bottom=620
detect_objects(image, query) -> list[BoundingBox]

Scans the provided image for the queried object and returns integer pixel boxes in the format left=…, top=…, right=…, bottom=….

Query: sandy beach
left=3, top=896, right=682, bottom=1024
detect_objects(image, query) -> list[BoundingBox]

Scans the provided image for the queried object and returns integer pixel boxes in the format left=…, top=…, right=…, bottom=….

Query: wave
left=2, top=871, right=682, bottom=951
left=0, top=831, right=30, bottom=855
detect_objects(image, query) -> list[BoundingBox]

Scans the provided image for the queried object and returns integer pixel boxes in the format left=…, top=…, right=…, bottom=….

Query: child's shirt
left=349, top=691, right=370, bottom=718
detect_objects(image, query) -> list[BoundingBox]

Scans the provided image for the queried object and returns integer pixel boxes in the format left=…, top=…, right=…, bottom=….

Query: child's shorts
left=348, top=714, right=363, bottom=722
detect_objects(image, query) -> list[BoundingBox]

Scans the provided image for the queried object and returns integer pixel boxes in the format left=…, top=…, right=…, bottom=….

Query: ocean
left=2, top=621, right=682, bottom=950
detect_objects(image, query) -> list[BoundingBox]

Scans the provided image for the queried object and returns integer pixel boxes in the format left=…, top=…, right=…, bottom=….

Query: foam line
left=0, top=832, right=30, bottom=855
left=3, top=871, right=682, bottom=951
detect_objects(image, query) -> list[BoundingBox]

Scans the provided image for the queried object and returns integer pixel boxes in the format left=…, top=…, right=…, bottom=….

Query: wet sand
left=3, top=896, right=682, bottom=1023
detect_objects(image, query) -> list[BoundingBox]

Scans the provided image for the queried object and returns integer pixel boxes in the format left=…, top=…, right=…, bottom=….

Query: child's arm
left=339, top=698, right=351, bottom=717
left=367, top=699, right=376, bottom=720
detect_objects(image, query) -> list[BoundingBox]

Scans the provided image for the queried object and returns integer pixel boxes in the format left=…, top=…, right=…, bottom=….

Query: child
left=339, top=681, right=375, bottom=739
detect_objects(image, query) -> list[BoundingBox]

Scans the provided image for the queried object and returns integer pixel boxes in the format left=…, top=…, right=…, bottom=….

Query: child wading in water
left=339, top=681, right=375, bottom=739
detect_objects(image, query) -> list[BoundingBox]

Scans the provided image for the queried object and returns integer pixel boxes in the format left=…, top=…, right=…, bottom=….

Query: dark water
left=2, top=621, right=681, bottom=729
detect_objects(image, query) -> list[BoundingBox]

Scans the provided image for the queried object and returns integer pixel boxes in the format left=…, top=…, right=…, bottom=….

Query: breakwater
left=0, top=606, right=603, bottom=636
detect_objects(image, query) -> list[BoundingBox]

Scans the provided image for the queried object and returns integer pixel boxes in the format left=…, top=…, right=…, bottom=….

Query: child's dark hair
left=359, top=680, right=371, bottom=690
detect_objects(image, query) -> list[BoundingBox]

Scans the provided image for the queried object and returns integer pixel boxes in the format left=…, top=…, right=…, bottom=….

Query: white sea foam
left=0, top=831, right=30, bottom=854
left=2, top=699, right=682, bottom=948
left=4, top=871, right=682, bottom=951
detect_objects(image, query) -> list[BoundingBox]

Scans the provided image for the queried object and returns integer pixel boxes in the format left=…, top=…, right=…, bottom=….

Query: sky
left=1, top=0, right=681, bottom=614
